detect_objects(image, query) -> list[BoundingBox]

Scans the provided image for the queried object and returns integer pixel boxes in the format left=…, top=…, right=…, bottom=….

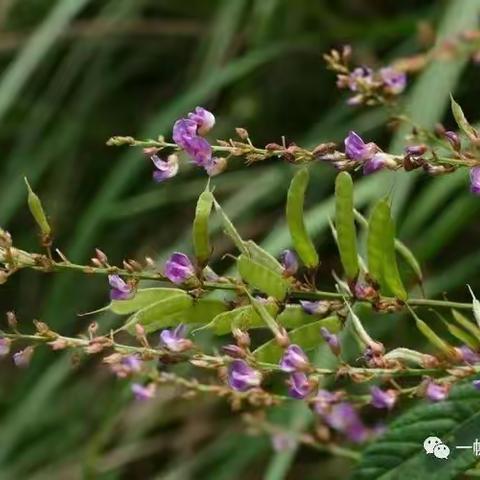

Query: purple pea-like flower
left=203, top=156, right=226, bottom=176
left=151, top=154, right=179, bottom=182
left=348, top=67, right=373, bottom=92
left=405, top=144, right=427, bottom=157
left=123, top=355, right=142, bottom=372
left=131, top=383, right=156, bottom=401
left=108, top=275, right=133, bottom=301
left=183, top=135, right=212, bottom=167
left=325, top=402, right=368, bottom=443
left=379, top=67, right=407, bottom=94
left=279, top=344, right=309, bottom=372
left=457, top=345, right=480, bottom=364
left=425, top=380, right=449, bottom=402
left=344, top=131, right=377, bottom=162
left=320, top=327, right=341, bottom=356
left=13, top=346, right=34, bottom=368
left=172, top=118, right=198, bottom=150
left=160, top=324, right=192, bottom=352
left=313, top=389, right=338, bottom=415
left=164, top=252, right=195, bottom=284
left=444, top=130, right=460, bottom=150
left=188, top=106, right=215, bottom=136
left=228, top=359, right=262, bottom=391
left=363, top=153, right=388, bottom=175
left=470, top=167, right=480, bottom=195
left=0, top=337, right=11, bottom=356
left=280, top=249, right=298, bottom=276
left=300, top=300, right=329, bottom=316
left=370, top=386, right=397, bottom=410
left=288, top=372, right=311, bottom=399
left=473, top=379, right=480, bottom=390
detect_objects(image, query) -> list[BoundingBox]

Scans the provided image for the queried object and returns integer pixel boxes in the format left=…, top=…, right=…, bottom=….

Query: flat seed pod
left=367, top=199, right=390, bottom=285
left=253, top=316, right=341, bottom=363
left=213, top=198, right=247, bottom=254
left=440, top=318, right=479, bottom=350
left=383, top=213, right=408, bottom=301
left=286, top=168, right=319, bottom=268
left=237, top=254, right=289, bottom=300
left=244, top=240, right=283, bottom=274
left=335, top=172, right=358, bottom=280
left=452, top=309, right=480, bottom=340
left=193, top=187, right=214, bottom=264
left=111, top=287, right=186, bottom=315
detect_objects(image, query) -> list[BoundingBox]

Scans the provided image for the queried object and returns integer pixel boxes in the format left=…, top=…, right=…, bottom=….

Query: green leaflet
left=452, top=309, right=480, bottom=340
left=335, top=172, right=358, bottom=280
left=110, top=287, right=186, bottom=315
left=367, top=199, right=407, bottom=300
left=237, top=254, right=289, bottom=300
left=202, top=302, right=279, bottom=335
left=286, top=167, right=319, bottom=268
left=353, top=382, right=480, bottom=480
left=277, top=304, right=320, bottom=329
left=193, top=186, right=214, bottom=264
left=451, top=94, right=478, bottom=142
left=253, top=316, right=341, bottom=363
left=125, top=294, right=227, bottom=334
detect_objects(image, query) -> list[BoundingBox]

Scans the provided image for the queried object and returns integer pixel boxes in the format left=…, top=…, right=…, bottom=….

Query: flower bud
left=222, top=344, right=246, bottom=359
left=0, top=337, right=11, bottom=356
left=24, top=178, right=51, bottom=239
left=13, top=346, right=34, bottom=368
left=235, top=127, right=249, bottom=140
left=233, top=328, right=250, bottom=349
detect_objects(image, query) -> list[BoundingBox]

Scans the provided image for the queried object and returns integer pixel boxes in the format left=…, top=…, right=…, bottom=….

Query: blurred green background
left=1, top=0, right=480, bottom=478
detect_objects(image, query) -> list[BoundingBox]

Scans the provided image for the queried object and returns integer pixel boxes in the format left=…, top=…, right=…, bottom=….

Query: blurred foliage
left=1, top=0, right=480, bottom=478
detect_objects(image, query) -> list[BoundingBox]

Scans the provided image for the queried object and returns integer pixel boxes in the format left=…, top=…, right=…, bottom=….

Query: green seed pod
left=335, top=172, right=358, bottom=280
left=244, top=240, right=283, bottom=274
left=213, top=198, right=247, bottom=254
left=286, top=168, right=319, bottom=268
left=24, top=177, right=51, bottom=238
left=451, top=94, right=478, bottom=142
left=451, top=308, right=480, bottom=340
left=237, top=254, right=289, bottom=300
left=193, top=187, right=214, bottom=264
left=253, top=316, right=341, bottom=363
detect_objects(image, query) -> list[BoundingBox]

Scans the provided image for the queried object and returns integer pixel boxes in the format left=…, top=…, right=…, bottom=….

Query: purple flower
left=172, top=118, right=197, bottom=150
left=279, top=344, right=309, bottom=372
left=0, top=337, right=11, bottom=356
left=363, top=153, right=388, bottom=175
left=183, top=135, right=212, bottom=167
left=313, top=389, right=338, bottom=415
left=344, top=131, right=377, bottom=161
left=370, top=386, right=397, bottom=410
left=160, top=324, right=192, bottom=352
left=280, top=249, right=298, bottom=276
left=473, top=379, right=480, bottom=390
left=151, top=154, right=179, bottom=182
left=123, top=355, right=142, bottom=372
left=13, top=346, right=34, bottom=368
left=348, top=67, right=373, bottom=91
left=164, top=252, right=195, bottom=284
left=188, top=106, right=215, bottom=136
left=379, top=67, right=406, bottom=94
left=300, top=300, right=329, bottom=316
left=324, top=402, right=368, bottom=443
left=405, top=144, right=427, bottom=157
left=288, top=372, right=311, bottom=399
left=228, top=359, right=262, bottom=391
left=457, top=345, right=480, bottom=364
left=320, top=327, right=341, bottom=356
left=470, top=167, right=480, bottom=195
left=131, top=383, right=156, bottom=401
left=108, top=275, right=133, bottom=301
left=425, top=380, right=449, bottom=402
left=203, top=156, right=226, bottom=176
left=444, top=130, right=460, bottom=150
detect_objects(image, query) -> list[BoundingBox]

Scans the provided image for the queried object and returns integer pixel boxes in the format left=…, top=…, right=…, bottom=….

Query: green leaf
left=335, top=172, right=358, bottom=280
left=353, top=382, right=480, bottom=480
left=286, top=168, right=319, bottom=268
left=110, top=287, right=186, bottom=315
left=253, top=316, right=341, bottom=363
left=193, top=185, right=214, bottom=264
left=467, top=285, right=480, bottom=328
left=202, top=302, right=279, bottom=335
left=450, top=94, right=478, bottom=141
left=277, top=305, right=320, bottom=329
left=125, top=295, right=227, bottom=334
left=237, top=254, right=289, bottom=300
